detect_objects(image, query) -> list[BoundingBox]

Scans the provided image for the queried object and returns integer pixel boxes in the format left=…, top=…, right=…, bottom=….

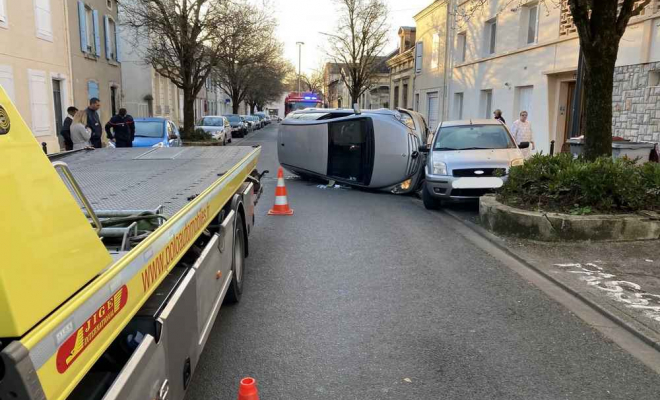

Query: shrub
left=181, top=128, right=213, bottom=142
left=497, top=153, right=660, bottom=214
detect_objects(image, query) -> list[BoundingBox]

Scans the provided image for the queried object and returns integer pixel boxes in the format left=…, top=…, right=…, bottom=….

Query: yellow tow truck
left=0, top=86, right=264, bottom=400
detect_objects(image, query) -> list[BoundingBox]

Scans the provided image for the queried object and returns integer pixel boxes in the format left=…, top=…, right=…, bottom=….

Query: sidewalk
left=489, top=235, right=660, bottom=345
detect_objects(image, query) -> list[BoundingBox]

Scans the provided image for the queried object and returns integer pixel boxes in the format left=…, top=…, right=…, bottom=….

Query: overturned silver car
left=279, top=108, right=429, bottom=194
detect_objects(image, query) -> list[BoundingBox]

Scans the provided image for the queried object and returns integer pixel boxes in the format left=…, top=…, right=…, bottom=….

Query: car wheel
left=422, top=183, right=442, bottom=210
left=225, top=212, right=245, bottom=304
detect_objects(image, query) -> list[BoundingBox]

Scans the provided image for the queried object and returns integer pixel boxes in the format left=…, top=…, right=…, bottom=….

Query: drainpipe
left=62, top=0, right=75, bottom=110
left=442, top=0, right=458, bottom=122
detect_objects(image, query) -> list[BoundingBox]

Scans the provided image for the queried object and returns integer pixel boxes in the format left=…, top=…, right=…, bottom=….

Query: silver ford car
left=279, top=108, right=427, bottom=194
left=421, top=119, right=529, bottom=209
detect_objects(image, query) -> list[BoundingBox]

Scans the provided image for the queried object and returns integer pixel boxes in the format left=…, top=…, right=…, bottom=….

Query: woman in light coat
left=70, top=110, right=92, bottom=150
left=511, top=111, right=535, bottom=159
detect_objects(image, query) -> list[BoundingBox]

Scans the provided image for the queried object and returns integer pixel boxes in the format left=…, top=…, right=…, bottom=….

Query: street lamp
left=296, top=42, right=305, bottom=94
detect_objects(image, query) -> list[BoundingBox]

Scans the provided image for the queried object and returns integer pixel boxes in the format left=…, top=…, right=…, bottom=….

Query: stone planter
left=568, top=138, right=655, bottom=165
left=480, top=195, right=660, bottom=242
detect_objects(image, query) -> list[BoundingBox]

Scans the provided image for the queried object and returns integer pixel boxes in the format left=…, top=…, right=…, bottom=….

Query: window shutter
left=77, top=1, right=87, bottom=52
left=415, top=42, right=423, bottom=73
left=115, top=24, right=121, bottom=62
left=28, top=70, right=51, bottom=136
left=0, top=0, right=7, bottom=24
left=35, top=0, right=53, bottom=41
left=92, top=10, right=101, bottom=57
left=104, top=16, right=111, bottom=59
left=0, top=65, right=16, bottom=103
left=88, top=81, right=99, bottom=100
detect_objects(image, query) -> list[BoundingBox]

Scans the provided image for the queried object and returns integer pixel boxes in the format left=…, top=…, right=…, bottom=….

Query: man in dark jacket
left=58, top=106, right=77, bottom=151
left=86, top=98, right=102, bottom=148
left=105, top=108, right=135, bottom=148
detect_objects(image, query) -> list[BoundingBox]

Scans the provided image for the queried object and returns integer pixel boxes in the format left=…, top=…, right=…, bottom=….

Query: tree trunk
left=582, top=50, right=616, bottom=160
left=249, top=103, right=256, bottom=114
left=350, top=88, right=360, bottom=109
left=232, top=95, right=240, bottom=114
left=183, top=89, right=196, bottom=136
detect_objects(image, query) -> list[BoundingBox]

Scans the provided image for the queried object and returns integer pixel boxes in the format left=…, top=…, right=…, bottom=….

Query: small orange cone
left=268, top=167, right=294, bottom=216
left=237, top=377, right=259, bottom=400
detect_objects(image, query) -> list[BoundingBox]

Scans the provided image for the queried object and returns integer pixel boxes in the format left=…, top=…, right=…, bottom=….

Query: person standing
left=86, top=98, right=103, bottom=148
left=511, top=111, right=535, bottom=159
left=105, top=108, right=135, bottom=148
left=58, top=106, right=77, bottom=151
left=493, top=109, right=506, bottom=124
left=70, top=110, right=93, bottom=150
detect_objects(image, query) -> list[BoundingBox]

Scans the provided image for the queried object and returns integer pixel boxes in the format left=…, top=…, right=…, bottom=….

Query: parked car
left=255, top=112, right=270, bottom=125
left=420, top=119, right=529, bottom=209
left=279, top=108, right=426, bottom=194
left=223, top=114, right=248, bottom=138
left=195, top=116, right=232, bottom=145
left=133, top=118, right=182, bottom=148
left=248, top=115, right=262, bottom=129
left=241, top=115, right=255, bottom=132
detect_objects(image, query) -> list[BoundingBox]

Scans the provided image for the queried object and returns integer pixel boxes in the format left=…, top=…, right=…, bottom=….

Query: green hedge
left=498, top=154, right=660, bottom=214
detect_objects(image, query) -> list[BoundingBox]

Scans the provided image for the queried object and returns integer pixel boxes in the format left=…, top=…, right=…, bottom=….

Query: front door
left=427, top=93, right=439, bottom=132
left=327, top=118, right=373, bottom=185
left=52, top=79, right=63, bottom=135
left=111, top=86, right=118, bottom=116
left=564, top=81, right=577, bottom=143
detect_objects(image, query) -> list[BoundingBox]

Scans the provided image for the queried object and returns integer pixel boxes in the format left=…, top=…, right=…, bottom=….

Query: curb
left=442, top=208, right=660, bottom=353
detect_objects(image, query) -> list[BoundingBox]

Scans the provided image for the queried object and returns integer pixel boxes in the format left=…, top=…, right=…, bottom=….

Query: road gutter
left=432, top=206, right=660, bottom=375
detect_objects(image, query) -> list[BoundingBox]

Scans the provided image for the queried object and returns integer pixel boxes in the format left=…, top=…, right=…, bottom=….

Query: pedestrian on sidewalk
left=70, top=110, right=93, bottom=150
left=493, top=109, right=506, bottom=124
left=86, top=98, right=103, bottom=148
left=58, top=106, right=77, bottom=151
left=105, top=108, right=135, bottom=148
left=511, top=111, right=535, bottom=159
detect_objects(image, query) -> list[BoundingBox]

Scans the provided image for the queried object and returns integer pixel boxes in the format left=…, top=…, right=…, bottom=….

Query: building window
left=415, top=42, right=423, bottom=73
left=415, top=93, right=420, bottom=112
left=431, top=33, right=440, bottom=69
left=454, top=92, right=464, bottom=120
left=78, top=2, right=100, bottom=56
left=480, top=89, right=493, bottom=118
left=0, top=0, right=8, bottom=29
left=106, top=0, right=113, bottom=10
left=0, top=65, right=15, bottom=102
left=104, top=17, right=118, bottom=61
left=484, top=18, right=497, bottom=56
left=526, top=4, right=539, bottom=44
left=516, top=86, right=534, bottom=121
left=456, top=32, right=467, bottom=63
left=427, top=92, right=440, bottom=132
left=34, top=0, right=53, bottom=41
left=88, top=80, right=99, bottom=100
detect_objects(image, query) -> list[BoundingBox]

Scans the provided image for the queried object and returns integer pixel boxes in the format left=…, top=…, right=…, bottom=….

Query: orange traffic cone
left=268, top=167, right=294, bottom=216
left=237, top=377, right=259, bottom=400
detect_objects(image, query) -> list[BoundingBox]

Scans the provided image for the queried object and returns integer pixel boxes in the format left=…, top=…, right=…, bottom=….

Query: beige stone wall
left=0, top=0, right=73, bottom=152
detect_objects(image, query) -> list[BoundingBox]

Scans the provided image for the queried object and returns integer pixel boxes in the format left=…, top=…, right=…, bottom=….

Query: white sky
left=271, top=0, right=433, bottom=74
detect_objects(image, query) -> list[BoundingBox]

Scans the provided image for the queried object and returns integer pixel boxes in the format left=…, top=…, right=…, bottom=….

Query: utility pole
left=296, top=42, right=305, bottom=94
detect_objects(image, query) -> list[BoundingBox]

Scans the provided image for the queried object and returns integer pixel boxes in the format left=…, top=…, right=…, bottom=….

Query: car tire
left=225, top=212, right=245, bottom=304
left=422, top=184, right=442, bottom=210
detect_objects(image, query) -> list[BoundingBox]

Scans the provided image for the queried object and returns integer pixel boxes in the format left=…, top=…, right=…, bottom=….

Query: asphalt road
left=186, top=124, right=660, bottom=399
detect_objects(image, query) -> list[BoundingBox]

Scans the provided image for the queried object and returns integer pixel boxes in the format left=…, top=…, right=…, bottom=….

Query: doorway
left=52, top=79, right=63, bottom=135
left=563, top=81, right=576, bottom=142
left=111, top=86, right=118, bottom=116
left=328, top=118, right=373, bottom=185
left=427, top=92, right=439, bottom=132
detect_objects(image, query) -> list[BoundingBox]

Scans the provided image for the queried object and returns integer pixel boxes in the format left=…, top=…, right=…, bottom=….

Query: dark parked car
left=222, top=114, right=248, bottom=138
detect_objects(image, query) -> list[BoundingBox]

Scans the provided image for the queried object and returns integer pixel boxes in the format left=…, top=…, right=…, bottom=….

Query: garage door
left=427, top=92, right=439, bottom=132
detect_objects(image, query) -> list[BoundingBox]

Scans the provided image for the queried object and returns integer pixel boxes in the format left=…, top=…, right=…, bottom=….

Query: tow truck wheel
left=225, top=212, right=245, bottom=303
left=422, top=184, right=442, bottom=210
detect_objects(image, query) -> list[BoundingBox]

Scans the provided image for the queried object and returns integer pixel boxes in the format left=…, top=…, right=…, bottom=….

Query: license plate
left=452, top=177, right=503, bottom=189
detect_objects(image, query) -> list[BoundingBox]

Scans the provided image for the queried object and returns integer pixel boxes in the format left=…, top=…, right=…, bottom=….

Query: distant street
left=186, top=124, right=660, bottom=400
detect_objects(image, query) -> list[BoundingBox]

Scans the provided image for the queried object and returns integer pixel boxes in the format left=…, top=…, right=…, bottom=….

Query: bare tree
left=322, top=0, right=390, bottom=105
left=120, top=0, right=225, bottom=135
left=213, top=0, right=281, bottom=114
left=458, top=0, right=651, bottom=160
left=301, top=68, right=325, bottom=94
left=244, top=59, right=294, bottom=114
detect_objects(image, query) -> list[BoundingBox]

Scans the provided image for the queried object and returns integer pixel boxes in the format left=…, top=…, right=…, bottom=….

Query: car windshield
left=434, top=124, right=516, bottom=150
left=224, top=115, right=241, bottom=123
left=198, top=117, right=225, bottom=127
left=134, top=121, right=163, bottom=138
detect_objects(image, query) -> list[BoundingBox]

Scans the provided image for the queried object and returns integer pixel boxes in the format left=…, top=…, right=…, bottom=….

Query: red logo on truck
left=56, top=286, right=129, bottom=373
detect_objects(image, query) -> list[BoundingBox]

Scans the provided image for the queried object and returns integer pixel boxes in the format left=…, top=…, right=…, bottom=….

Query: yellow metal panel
left=21, top=148, right=260, bottom=400
left=0, top=86, right=113, bottom=338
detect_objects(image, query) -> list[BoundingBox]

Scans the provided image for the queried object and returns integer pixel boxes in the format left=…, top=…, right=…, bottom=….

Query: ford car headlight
left=432, top=160, right=448, bottom=176
left=510, top=158, right=524, bottom=167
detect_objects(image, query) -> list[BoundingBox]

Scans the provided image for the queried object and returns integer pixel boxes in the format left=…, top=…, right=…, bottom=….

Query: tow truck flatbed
left=1, top=88, right=262, bottom=400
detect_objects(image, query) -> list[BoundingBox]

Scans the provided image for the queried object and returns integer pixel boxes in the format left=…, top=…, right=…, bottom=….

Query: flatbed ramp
left=59, top=146, right=257, bottom=215
left=1, top=144, right=260, bottom=400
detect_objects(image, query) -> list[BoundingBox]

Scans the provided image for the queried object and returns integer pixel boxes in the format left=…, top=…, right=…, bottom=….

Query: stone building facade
left=612, top=62, right=660, bottom=143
